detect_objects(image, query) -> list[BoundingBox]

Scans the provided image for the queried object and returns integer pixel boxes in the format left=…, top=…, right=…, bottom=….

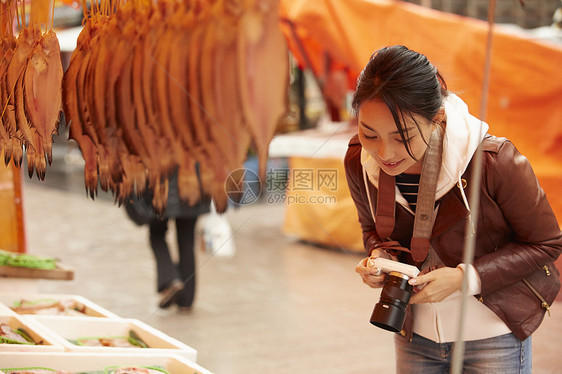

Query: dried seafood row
left=64, top=0, right=289, bottom=213
left=0, top=0, right=63, bottom=179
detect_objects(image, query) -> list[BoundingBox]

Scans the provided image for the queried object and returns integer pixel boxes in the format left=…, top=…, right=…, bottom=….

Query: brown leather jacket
left=344, top=134, right=562, bottom=340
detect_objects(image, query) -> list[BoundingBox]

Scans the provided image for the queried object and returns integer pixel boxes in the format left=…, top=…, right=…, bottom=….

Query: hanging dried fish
left=7, top=28, right=39, bottom=174
left=238, top=0, right=289, bottom=180
left=62, top=22, right=99, bottom=197
left=164, top=3, right=202, bottom=207
left=24, top=30, right=63, bottom=167
left=0, top=36, right=18, bottom=164
left=0, top=0, right=63, bottom=179
left=62, top=0, right=289, bottom=214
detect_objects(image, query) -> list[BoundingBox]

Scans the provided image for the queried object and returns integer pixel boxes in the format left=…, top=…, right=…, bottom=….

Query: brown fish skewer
left=237, top=0, right=289, bottom=181
left=63, top=21, right=99, bottom=197
left=23, top=30, right=63, bottom=168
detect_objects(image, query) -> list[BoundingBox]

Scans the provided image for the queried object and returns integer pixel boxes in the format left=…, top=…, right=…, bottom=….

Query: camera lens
left=370, top=272, right=413, bottom=332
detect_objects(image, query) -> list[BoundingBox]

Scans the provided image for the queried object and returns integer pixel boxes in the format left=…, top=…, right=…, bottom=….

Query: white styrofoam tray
left=0, top=302, right=17, bottom=316
left=0, top=314, right=64, bottom=353
left=0, top=292, right=121, bottom=318
left=29, top=315, right=197, bottom=362
left=0, top=352, right=213, bottom=373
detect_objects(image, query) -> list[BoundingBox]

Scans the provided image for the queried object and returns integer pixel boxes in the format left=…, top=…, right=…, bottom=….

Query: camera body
left=368, top=258, right=420, bottom=333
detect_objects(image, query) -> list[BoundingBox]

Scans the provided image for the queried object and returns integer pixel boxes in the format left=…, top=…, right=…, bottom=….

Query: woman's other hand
left=355, top=249, right=395, bottom=288
left=408, top=267, right=463, bottom=304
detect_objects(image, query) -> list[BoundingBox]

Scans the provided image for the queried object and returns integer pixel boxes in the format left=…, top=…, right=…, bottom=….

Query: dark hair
left=351, top=45, right=448, bottom=158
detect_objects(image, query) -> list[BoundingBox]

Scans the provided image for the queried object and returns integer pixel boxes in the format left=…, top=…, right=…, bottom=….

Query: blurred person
left=125, top=170, right=210, bottom=311
left=345, top=45, right=561, bottom=373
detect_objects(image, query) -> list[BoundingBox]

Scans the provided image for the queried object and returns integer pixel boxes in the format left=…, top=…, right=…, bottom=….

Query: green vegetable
left=128, top=330, right=148, bottom=348
left=0, top=336, right=35, bottom=345
left=12, top=298, right=58, bottom=308
left=16, top=327, right=36, bottom=343
left=0, top=249, right=56, bottom=270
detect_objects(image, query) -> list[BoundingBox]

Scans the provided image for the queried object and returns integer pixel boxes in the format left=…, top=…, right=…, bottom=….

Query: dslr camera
left=367, top=257, right=420, bottom=332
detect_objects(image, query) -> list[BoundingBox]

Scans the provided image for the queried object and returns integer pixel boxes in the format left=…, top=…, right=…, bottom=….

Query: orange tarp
left=280, top=0, right=562, bottom=170
left=279, top=0, right=562, bottom=272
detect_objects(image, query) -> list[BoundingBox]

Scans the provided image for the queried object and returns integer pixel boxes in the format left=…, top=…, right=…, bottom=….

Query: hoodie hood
left=361, top=93, right=489, bottom=209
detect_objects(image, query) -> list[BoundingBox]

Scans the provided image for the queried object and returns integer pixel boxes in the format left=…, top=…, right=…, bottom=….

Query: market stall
left=0, top=0, right=289, bottom=370
left=269, top=119, right=364, bottom=252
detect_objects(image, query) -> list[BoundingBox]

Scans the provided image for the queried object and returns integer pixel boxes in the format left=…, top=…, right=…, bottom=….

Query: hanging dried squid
left=0, top=0, right=63, bottom=179
left=62, top=0, right=289, bottom=214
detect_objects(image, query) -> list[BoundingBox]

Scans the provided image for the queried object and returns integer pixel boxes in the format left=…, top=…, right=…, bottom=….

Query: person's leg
left=460, top=333, right=532, bottom=374
left=394, top=333, right=452, bottom=374
left=149, top=219, right=178, bottom=292
left=174, top=216, right=197, bottom=308
left=150, top=219, right=184, bottom=310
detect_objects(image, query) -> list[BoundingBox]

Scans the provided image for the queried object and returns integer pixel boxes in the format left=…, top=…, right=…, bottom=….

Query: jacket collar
left=437, top=93, right=488, bottom=201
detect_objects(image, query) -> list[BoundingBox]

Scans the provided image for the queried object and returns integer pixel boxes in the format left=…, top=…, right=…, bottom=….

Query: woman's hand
left=408, top=267, right=463, bottom=304
left=355, top=249, right=395, bottom=288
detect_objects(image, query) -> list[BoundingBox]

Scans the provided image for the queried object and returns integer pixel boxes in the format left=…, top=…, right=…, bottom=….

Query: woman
left=345, top=45, right=561, bottom=373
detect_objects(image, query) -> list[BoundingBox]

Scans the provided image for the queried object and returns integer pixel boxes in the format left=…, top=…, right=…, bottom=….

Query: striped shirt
left=396, top=173, right=420, bottom=212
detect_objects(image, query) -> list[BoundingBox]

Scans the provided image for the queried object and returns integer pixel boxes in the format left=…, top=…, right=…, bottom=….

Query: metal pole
left=450, top=1, right=496, bottom=373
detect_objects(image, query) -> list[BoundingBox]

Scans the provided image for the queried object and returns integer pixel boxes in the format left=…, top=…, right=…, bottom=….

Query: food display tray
left=29, top=315, right=197, bottom=361
left=0, top=314, right=64, bottom=353
left=0, top=301, right=16, bottom=316
left=0, top=292, right=121, bottom=318
left=0, top=262, right=74, bottom=280
left=0, top=351, right=213, bottom=373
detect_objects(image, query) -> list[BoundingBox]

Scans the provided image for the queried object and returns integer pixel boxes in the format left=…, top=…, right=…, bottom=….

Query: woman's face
left=358, top=100, right=435, bottom=176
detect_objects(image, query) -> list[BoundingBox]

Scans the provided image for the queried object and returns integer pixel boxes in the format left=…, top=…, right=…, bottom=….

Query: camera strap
left=411, top=126, right=444, bottom=262
left=375, top=170, right=396, bottom=239
left=375, top=126, right=444, bottom=263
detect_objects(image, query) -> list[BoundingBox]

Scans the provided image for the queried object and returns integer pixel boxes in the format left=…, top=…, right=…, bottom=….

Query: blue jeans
left=394, top=333, right=532, bottom=374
